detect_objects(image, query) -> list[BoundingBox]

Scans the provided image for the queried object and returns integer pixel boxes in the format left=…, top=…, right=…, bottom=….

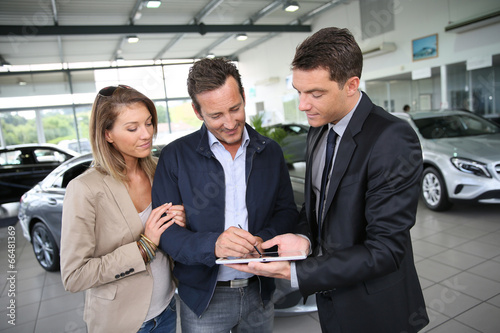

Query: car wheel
left=31, top=222, right=60, bottom=271
left=421, top=167, right=453, bottom=211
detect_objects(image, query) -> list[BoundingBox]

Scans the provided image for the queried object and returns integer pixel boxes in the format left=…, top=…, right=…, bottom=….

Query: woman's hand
left=168, top=204, right=186, bottom=228
left=143, top=202, right=179, bottom=245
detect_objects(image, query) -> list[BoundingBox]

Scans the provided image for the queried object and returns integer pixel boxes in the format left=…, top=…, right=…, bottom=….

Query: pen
left=238, top=224, right=262, bottom=256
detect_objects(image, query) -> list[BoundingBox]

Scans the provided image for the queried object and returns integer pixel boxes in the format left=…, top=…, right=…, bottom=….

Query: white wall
left=239, top=32, right=309, bottom=121
left=238, top=0, right=500, bottom=121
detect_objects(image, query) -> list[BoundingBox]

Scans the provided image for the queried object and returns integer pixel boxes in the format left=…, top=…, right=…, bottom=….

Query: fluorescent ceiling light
left=127, top=35, right=139, bottom=43
left=236, top=33, right=248, bottom=41
left=146, top=0, right=161, bottom=9
left=284, top=1, right=299, bottom=12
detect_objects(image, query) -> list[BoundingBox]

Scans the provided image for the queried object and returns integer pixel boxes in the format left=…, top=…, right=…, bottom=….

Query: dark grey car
left=18, top=145, right=164, bottom=272
left=18, top=153, right=93, bottom=272
left=268, top=123, right=309, bottom=164
left=18, top=148, right=316, bottom=315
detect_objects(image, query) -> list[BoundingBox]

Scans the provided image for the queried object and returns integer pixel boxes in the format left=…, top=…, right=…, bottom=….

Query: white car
left=394, top=110, right=500, bottom=211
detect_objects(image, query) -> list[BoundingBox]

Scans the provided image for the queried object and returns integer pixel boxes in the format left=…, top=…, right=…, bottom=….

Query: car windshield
left=413, top=114, right=500, bottom=139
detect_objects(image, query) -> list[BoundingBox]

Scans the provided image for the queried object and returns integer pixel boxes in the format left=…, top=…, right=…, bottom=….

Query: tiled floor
left=1, top=199, right=499, bottom=332
left=413, top=201, right=500, bottom=333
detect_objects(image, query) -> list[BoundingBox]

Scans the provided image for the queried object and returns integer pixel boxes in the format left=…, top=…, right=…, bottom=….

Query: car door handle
left=48, top=198, right=57, bottom=205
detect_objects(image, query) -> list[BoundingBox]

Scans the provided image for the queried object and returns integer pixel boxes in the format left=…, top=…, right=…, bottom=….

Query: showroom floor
left=0, top=199, right=499, bottom=333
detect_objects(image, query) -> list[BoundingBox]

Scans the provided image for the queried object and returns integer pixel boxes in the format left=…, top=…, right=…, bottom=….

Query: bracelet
left=141, top=237, right=156, bottom=255
left=140, top=234, right=158, bottom=256
left=139, top=238, right=155, bottom=262
left=141, top=234, right=158, bottom=251
left=137, top=234, right=159, bottom=264
left=137, top=241, right=148, bottom=263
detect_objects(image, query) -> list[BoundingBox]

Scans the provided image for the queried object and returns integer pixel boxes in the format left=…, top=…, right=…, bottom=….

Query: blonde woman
left=61, top=85, right=184, bottom=333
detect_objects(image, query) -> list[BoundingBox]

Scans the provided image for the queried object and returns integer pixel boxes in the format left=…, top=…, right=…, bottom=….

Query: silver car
left=394, top=110, right=500, bottom=211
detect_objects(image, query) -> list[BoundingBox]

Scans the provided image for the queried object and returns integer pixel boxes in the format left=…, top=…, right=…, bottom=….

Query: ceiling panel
left=62, top=37, right=123, bottom=63
left=0, top=0, right=347, bottom=68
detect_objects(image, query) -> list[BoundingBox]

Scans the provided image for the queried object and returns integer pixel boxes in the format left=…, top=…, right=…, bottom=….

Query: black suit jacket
left=296, top=93, right=429, bottom=332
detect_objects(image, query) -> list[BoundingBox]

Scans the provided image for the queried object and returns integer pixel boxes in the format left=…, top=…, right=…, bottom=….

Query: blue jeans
left=180, top=280, right=274, bottom=333
left=138, top=297, right=177, bottom=333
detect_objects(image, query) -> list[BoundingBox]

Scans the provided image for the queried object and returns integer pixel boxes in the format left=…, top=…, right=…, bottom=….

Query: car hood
left=423, top=133, right=500, bottom=163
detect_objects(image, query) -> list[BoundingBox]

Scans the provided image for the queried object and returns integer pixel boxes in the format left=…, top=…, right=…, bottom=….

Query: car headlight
left=450, top=157, right=491, bottom=178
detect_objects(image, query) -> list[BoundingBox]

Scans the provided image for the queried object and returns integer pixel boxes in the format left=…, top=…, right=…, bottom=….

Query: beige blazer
left=60, top=168, right=153, bottom=333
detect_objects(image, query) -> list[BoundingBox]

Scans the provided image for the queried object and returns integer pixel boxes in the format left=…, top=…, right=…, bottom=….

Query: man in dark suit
left=229, top=27, right=429, bottom=332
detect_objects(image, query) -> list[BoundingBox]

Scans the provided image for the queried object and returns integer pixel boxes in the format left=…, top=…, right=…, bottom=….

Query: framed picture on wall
left=412, top=34, right=438, bottom=61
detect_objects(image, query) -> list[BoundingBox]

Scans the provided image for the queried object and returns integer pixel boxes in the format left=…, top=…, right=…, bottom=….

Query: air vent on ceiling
left=362, top=42, right=397, bottom=59
left=445, top=10, right=500, bottom=33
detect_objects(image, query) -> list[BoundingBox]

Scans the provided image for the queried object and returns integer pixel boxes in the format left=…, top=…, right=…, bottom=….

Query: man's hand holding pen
left=215, top=226, right=263, bottom=258
left=238, top=224, right=262, bottom=257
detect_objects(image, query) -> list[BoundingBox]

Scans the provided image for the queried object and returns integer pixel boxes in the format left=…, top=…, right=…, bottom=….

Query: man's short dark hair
left=292, top=27, right=363, bottom=88
left=187, top=57, right=244, bottom=113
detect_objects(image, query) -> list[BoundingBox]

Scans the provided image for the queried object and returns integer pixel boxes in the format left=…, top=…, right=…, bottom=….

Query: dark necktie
left=317, top=128, right=337, bottom=235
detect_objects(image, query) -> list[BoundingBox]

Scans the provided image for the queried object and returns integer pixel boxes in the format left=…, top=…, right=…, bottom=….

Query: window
left=0, top=150, right=22, bottom=166
left=34, top=149, right=69, bottom=163
left=51, top=161, right=91, bottom=189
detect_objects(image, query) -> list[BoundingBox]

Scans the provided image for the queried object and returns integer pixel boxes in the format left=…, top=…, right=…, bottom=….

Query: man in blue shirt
left=152, top=57, right=298, bottom=332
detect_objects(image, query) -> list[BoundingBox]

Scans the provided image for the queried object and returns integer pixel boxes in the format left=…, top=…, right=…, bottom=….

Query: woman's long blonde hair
left=89, top=85, right=158, bottom=183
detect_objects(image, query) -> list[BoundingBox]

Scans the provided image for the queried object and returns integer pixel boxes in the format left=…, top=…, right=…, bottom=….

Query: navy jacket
left=152, top=123, right=298, bottom=317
